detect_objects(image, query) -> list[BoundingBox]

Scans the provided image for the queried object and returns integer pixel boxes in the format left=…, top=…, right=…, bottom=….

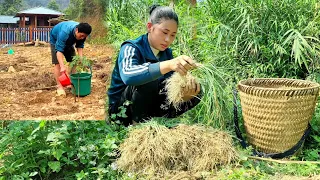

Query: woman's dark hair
left=77, top=22, right=92, bottom=35
left=149, top=4, right=179, bottom=25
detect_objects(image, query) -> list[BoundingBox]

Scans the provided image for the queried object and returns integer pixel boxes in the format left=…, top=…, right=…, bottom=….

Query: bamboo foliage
left=104, top=0, right=320, bottom=128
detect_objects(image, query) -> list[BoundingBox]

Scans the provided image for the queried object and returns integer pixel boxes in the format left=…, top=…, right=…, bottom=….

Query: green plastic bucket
left=70, top=67, right=92, bottom=97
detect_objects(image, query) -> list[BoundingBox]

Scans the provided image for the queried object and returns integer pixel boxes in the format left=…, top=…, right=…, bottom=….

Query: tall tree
left=47, top=0, right=61, bottom=11
left=65, top=0, right=107, bottom=19
left=0, top=0, right=23, bottom=15
left=82, top=0, right=96, bottom=16
left=64, top=0, right=83, bottom=19
left=188, top=0, right=197, bottom=40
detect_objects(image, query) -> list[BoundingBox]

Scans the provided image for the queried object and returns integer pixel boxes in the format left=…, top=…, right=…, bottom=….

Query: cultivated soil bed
left=0, top=44, right=113, bottom=120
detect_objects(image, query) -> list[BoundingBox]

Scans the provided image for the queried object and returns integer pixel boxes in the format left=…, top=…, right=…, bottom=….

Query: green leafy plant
left=0, top=120, right=128, bottom=179
left=69, top=55, right=93, bottom=74
left=107, top=100, right=132, bottom=127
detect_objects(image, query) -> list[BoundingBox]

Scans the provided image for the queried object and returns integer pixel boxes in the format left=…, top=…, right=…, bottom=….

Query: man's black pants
left=108, top=79, right=201, bottom=126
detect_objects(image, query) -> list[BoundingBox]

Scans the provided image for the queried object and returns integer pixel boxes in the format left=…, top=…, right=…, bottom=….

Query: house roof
left=0, top=16, right=19, bottom=24
left=15, top=7, right=64, bottom=16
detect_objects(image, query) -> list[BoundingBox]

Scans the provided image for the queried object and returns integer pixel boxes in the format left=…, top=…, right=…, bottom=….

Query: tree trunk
left=187, top=0, right=197, bottom=40
left=188, top=0, right=197, bottom=6
left=169, top=0, right=175, bottom=8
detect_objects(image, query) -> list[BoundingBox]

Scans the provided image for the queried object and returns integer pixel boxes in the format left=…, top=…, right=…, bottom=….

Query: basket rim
left=238, top=78, right=320, bottom=91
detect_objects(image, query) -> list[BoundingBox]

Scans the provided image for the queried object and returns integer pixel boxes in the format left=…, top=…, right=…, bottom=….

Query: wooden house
left=15, top=7, right=65, bottom=28
left=0, top=7, right=65, bottom=44
left=0, top=16, right=19, bottom=28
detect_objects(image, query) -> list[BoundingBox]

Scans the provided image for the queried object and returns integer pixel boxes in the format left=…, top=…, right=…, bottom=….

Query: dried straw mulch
left=116, top=123, right=239, bottom=179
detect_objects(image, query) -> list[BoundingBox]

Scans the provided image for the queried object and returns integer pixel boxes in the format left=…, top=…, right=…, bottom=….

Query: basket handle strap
left=233, top=88, right=247, bottom=148
left=232, top=88, right=312, bottom=159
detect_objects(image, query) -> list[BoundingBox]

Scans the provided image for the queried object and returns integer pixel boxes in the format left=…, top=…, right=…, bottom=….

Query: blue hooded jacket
left=49, top=21, right=85, bottom=52
left=107, top=34, right=174, bottom=105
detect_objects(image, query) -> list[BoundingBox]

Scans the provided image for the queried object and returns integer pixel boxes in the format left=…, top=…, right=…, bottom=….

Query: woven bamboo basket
left=237, top=78, right=320, bottom=153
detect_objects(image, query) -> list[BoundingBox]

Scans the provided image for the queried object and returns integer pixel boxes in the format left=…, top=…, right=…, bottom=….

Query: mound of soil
left=0, top=45, right=114, bottom=120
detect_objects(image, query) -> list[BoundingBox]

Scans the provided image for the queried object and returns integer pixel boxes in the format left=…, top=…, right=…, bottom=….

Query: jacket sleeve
left=55, top=31, right=68, bottom=52
left=119, top=44, right=162, bottom=86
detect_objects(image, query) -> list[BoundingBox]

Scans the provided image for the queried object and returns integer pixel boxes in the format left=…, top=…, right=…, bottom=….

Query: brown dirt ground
left=0, top=44, right=114, bottom=120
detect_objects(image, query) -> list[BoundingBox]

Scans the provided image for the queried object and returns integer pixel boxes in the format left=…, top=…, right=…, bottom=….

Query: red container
left=58, top=72, right=72, bottom=87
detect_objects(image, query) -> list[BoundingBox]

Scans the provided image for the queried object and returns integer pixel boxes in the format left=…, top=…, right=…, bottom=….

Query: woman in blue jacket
left=107, top=5, right=201, bottom=126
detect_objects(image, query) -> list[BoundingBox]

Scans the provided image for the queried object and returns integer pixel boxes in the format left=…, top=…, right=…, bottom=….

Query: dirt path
left=0, top=44, right=114, bottom=120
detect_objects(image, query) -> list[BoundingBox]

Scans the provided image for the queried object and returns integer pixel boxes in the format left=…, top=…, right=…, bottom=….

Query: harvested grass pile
left=116, top=123, right=238, bottom=177
left=173, top=124, right=238, bottom=172
left=165, top=72, right=199, bottom=109
left=116, top=124, right=178, bottom=174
